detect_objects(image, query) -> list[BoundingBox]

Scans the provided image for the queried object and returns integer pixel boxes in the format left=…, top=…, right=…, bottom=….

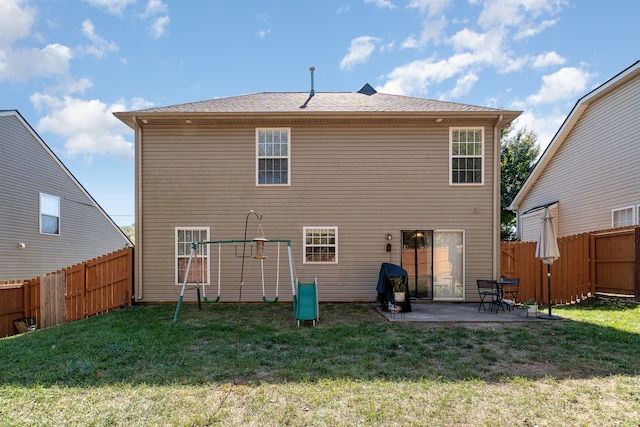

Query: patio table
left=495, top=279, right=517, bottom=311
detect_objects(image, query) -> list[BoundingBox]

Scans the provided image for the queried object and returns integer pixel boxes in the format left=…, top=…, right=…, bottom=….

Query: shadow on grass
left=1, top=302, right=638, bottom=388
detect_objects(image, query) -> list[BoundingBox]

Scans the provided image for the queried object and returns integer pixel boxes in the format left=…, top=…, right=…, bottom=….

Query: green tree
left=501, top=127, right=540, bottom=241
left=120, top=224, right=135, bottom=243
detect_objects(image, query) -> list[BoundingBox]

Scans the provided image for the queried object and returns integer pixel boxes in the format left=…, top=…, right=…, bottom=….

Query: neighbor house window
left=257, top=128, right=290, bottom=185
left=612, top=206, right=635, bottom=228
left=450, top=127, right=484, bottom=184
left=40, top=193, right=60, bottom=235
left=303, top=227, right=338, bottom=264
left=175, top=227, right=210, bottom=285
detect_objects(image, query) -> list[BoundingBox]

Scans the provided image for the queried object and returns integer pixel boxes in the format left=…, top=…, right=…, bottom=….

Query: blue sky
left=2, top=0, right=638, bottom=226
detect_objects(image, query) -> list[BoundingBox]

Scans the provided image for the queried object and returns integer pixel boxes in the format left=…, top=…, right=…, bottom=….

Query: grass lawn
left=1, top=299, right=639, bottom=426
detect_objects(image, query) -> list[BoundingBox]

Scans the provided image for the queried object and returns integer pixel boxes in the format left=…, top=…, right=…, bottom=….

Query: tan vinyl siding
left=518, top=75, right=640, bottom=238
left=0, top=113, right=130, bottom=279
left=139, top=122, right=498, bottom=302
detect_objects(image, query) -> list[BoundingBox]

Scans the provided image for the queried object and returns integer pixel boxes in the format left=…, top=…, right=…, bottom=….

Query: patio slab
left=377, top=302, right=558, bottom=322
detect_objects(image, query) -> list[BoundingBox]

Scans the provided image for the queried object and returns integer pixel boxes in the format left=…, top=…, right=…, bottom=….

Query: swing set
left=173, top=214, right=319, bottom=326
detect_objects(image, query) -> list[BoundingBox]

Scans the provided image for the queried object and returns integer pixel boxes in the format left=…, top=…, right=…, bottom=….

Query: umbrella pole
left=547, top=264, right=552, bottom=316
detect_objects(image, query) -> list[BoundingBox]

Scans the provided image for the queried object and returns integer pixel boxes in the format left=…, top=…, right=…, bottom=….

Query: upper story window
left=612, top=206, right=635, bottom=228
left=257, top=128, right=290, bottom=185
left=303, top=227, right=338, bottom=264
left=450, top=127, right=484, bottom=185
left=40, top=193, right=60, bottom=235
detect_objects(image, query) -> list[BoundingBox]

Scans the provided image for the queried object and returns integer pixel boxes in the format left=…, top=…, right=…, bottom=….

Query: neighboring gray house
left=509, top=61, right=640, bottom=241
left=115, top=84, right=520, bottom=304
left=0, top=110, right=131, bottom=279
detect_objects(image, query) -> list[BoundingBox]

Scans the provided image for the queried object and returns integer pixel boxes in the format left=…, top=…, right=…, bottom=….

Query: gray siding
left=139, top=121, right=499, bottom=302
left=518, top=74, right=640, bottom=238
left=0, top=113, right=131, bottom=279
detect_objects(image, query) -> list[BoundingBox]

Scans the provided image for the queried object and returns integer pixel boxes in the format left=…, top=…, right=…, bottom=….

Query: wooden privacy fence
left=0, top=247, right=133, bottom=338
left=500, top=227, right=640, bottom=305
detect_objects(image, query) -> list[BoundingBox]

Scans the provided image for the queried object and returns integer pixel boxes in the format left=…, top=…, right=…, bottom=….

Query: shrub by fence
left=500, top=227, right=640, bottom=305
left=0, top=247, right=133, bottom=338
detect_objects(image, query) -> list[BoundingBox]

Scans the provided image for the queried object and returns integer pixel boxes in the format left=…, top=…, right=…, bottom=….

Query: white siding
left=139, top=121, right=500, bottom=303
left=518, top=75, right=640, bottom=238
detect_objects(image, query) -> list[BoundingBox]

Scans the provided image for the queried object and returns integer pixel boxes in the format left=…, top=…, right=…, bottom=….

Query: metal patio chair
left=477, top=279, right=501, bottom=312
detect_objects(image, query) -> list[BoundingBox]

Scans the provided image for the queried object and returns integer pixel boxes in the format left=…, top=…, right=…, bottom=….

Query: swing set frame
left=173, top=239, right=296, bottom=322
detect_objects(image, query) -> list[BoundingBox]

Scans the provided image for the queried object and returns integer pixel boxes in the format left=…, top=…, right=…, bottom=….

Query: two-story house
left=115, top=83, right=520, bottom=303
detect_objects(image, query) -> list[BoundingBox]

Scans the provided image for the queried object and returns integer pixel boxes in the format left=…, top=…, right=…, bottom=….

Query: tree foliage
left=501, top=127, right=540, bottom=241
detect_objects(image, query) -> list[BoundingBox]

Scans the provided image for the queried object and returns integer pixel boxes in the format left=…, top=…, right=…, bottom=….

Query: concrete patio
left=377, top=302, right=559, bottom=322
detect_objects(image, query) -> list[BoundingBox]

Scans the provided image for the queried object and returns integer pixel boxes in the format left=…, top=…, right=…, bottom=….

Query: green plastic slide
left=294, top=278, right=318, bottom=326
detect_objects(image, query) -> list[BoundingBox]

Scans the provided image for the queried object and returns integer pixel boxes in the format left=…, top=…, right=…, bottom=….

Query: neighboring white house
left=115, top=83, right=520, bottom=304
left=509, top=61, right=640, bottom=241
left=0, top=110, right=132, bottom=279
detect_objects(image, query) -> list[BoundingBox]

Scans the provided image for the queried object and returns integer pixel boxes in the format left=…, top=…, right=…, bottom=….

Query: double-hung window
left=450, top=127, right=484, bottom=184
left=612, top=206, right=635, bottom=228
left=175, top=227, right=210, bottom=285
left=257, top=128, right=290, bottom=185
left=303, top=227, right=338, bottom=264
left=40, top=193, right=60, bottom=235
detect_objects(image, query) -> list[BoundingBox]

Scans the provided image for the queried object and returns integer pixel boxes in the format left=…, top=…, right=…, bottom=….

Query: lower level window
left=175, top=227, right=210, bottom=285
left=304, top=227, right=338, bottom=263
left=612, top=206, right=635, bottom=228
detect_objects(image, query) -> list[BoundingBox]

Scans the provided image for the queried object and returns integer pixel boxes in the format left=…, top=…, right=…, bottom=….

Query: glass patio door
left=401, top=231, right=433, bottom=299
left=402, top=230, right=464, bottom=300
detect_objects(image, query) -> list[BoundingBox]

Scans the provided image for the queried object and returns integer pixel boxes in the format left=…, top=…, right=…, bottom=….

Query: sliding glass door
left=402, top=230, right=464, bottom=300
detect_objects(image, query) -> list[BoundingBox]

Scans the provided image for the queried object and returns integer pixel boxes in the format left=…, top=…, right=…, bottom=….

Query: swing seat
left=294, top=278, right=318, bottom=326
left=262, top=295, right=279, bottom=303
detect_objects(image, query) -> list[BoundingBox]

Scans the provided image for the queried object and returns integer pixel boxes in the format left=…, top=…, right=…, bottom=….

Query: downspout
left=134, top=116, right=143, bottom=301
left=493, top=114, right=504, bottom=279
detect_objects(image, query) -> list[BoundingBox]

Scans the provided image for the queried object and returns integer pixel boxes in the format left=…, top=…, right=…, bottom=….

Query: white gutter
left=493, top=114, right=504, bottom=278
left=134, top=116, right=143, bottom=301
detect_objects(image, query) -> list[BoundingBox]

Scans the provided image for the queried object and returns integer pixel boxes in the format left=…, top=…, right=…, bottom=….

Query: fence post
left=635, top=227, right=640, bottom=302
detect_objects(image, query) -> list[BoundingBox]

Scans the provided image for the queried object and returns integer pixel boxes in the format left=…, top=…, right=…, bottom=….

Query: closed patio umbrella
left=535, top=207, right=561, bottom=318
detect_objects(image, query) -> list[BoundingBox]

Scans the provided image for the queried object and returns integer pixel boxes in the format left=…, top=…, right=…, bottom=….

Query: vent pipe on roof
left=300, top=66, right=316, bottom=109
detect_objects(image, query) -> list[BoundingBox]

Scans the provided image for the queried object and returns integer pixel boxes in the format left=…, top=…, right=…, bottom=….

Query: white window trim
left=449, top=127, right=484, bottom=186
left=39, top=192, right=60, bottom=236
left=303, top=226, right=338, bottom=264
left=175, top=227, right=210, bottom=286
left=256, top=127, right=291, bottom=186
left=612, top=205, right=635, bottom=228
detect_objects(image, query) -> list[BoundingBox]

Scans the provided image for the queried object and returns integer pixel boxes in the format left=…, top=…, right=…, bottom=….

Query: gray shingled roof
left=123, top=89, right=507, bottom=114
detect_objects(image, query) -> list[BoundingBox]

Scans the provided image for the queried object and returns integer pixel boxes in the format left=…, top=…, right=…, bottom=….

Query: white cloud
left=512, top=110, right=566, bottom=153
left=403, top=17, right=447, bottom=49
left=364, top=0, right=396, bottom=9
left=340, top=36, right=381, bottom=71
left=377, top=54, right=474, bottom=95
left=83, top=0, right=136, bottom=15
left=149, top=15, right=170, bottom=39
left=0, top=1, right=73, bottom=82
left=0, top=0, right=36, bottom=47
left=408, top=0, right=450, bottom=16
left=30, top=94, right=143, bottom=163
left=448, top=72, right=479, bottom=98
left=143, top=0, right=168, bottom=17
left=477, top=0, right=566, bottom=32
left=0, top=43, right=72, bottom=82
left=80, top=19, right=118, bottom=58
left=527, top=67, right=592, bottom=105
left=256, top=28, right=271, bottom=39
left=532, top=51, right=565, bottom=68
